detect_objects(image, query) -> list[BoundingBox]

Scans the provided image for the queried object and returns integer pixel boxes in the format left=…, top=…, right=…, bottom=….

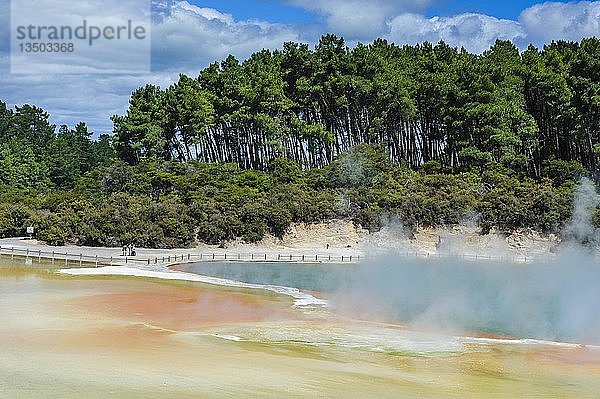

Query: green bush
left=0, top=203, right=31, bottom=238
left=0, top=148, right=588, bottom=248
left=37, top=225, right=67, bottom=246
left=542, top=159, right=586, bottom=186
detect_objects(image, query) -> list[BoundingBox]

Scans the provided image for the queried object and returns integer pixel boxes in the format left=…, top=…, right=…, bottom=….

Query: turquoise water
left=178, top=262, right=355, bottom=293
left=180, top=254, right=600, bottom=345
left=3, top=259, right=600, bottom=398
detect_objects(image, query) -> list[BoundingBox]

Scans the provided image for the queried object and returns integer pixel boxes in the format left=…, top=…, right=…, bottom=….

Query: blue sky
left=426, top=0, right=569, bottom=19
left=1, top=0, right=599, bottom=135
left=190, top=0, right=573, bottom=23
left=186, top=1, right=316, bottom=23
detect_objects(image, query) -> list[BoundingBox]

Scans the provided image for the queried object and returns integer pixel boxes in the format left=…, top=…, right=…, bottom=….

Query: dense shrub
left=0, top=146, right=591, bottom=247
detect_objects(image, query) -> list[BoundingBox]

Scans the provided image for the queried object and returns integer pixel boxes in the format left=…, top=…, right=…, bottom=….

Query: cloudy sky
left=1, top=0, right=599, bottom=135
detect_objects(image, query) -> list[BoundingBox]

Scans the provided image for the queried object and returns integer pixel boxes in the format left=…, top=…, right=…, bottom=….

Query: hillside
left=1, top=36, right=600, bottom=248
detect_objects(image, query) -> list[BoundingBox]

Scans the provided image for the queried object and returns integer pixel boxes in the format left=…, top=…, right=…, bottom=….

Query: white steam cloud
left=331, top=179, right=600, bottom=344
left=331, top=251, right=600, bottom=344
left=564, top=177, right=600, bottom=246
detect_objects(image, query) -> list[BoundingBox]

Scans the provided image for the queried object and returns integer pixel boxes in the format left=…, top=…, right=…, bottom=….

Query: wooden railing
left=0, top=245, right=539, bottom=267
left=0, top=246, right=148, bottom=267
left=0, top=246, right=361, bottom=266
left=149, top=253, right=361, bottom=264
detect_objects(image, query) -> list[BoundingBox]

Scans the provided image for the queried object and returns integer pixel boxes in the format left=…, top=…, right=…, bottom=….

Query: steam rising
left=332, top=178, right=600, bottom=345
left=331, top=252, right=600, bottom=344
left=179, top=179, right=600, bottom=346
left=564, top=177, right=600, bottom=247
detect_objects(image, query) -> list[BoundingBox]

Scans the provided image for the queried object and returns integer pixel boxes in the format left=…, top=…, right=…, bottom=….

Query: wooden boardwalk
left=0, top=245, right=362, bottom=267
left=0, top=244, right=542, bottom=268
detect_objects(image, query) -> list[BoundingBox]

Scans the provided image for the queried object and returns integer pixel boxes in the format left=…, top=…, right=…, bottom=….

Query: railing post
left=79, top=254, right=82, bottom=266
left=95, top=255, right=98, bottom=267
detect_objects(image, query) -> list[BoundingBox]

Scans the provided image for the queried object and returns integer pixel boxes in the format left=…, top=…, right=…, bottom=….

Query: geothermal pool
left=2, top=257, right=600, bottom=398
left=178, top=254, right=600, bottom=344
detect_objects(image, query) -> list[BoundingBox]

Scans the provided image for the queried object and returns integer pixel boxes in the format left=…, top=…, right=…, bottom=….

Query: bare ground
left=0, top=220, right=562, bottom=264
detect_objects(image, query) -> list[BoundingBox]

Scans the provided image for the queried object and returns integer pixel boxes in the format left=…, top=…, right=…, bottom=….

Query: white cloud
left=387, top=13, right=526, bottom=53
left=0, top=0, right=304, bottom=134
left=286, top=0, right=432, bottom=40
left=291, top=0, right=599, bottom=50
left=152, top=1, right=303, bottom=72
left=519, top=1, right=600, bottom=43
left=1, top=0, right=599, bottom=136
left=0, top=72, right=179, bottom=134
left=10, top=0, right=151, bottom=75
